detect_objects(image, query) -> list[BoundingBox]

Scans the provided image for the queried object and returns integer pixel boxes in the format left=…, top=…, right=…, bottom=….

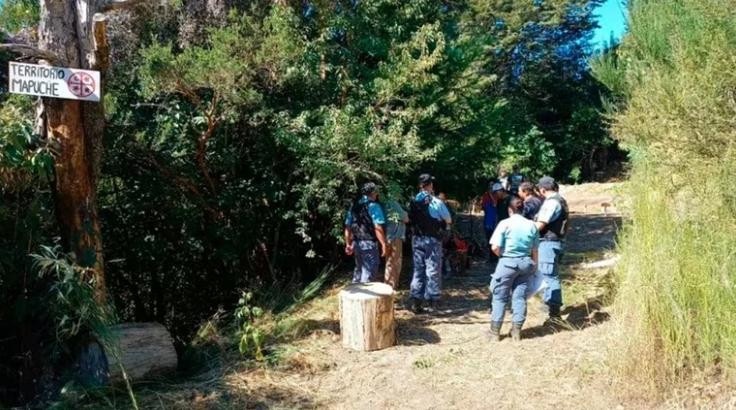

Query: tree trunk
left=339, top=283, right=396, bottom=351
left=39, top=0, right=107, bottom=302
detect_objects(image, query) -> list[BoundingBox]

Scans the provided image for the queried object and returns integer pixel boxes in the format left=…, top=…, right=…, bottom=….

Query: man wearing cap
left=534, top=176, right=569, bottom=321
left=408, top=174, right=452, bottom=313
left=344, top=182, right=388, bottom=283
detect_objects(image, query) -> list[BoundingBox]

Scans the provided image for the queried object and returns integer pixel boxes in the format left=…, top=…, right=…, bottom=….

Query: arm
left=531, top=247, right=538, bottom=265
left=344, top=226, right=354, bottom=255
left=535, top=221, right=547, bottom=231
left=375, top=225, right=388, bottom=257
left=492, top=244, right=502, bottom=257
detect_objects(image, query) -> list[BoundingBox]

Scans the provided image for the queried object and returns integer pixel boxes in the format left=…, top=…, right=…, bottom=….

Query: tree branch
left=0, top=43, right=61, bottom=64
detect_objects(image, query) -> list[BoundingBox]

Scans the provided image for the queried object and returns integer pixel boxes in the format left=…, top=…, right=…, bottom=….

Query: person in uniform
left=344, top=182, right=388, bottom=283
left=489, top=196, right=539, bottom=341
left=383, top=197, right=409, bottom=289
left=534, top=176, right=569, bottom=321
left=408, top=174, right=452, bottom=313
left=518, top=182, right=543, bottom=220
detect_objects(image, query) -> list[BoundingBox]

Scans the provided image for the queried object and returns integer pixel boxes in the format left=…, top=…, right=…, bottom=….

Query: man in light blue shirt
left=407, top=173, right=452, bottom=313
left=344, top=182, right=388, bottom=283
left=489, top=196, right=539, bottom=341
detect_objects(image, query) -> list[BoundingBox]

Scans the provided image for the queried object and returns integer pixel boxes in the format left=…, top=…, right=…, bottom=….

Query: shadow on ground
left=520, top=294, right=612, bottom=340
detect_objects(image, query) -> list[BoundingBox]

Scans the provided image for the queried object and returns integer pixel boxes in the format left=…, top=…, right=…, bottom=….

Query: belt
left=500, top=255, right=531, bottom=259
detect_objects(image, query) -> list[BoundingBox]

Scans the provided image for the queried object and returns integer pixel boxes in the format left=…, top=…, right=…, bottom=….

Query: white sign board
left=8, top=62, right=101, bottom=102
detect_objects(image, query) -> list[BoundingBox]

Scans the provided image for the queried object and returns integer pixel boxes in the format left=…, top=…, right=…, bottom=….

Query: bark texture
left=106, top=323, right=178, bottom=382
left=339, top=283, right=396, bottom=351
left=39, top=0, right=107, bottom=301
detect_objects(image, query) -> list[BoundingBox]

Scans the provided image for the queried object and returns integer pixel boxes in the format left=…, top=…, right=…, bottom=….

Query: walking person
left=344, top=182, right=388, bottom=283
left=383, top=197, right=409, bottom=289
left=408, top=174, right=452, bottom=313
left=518, top=182, right=543, bottom=220
left=489, top=196, right=539, bottom=341
left=534, top=176, right=569, bottom=322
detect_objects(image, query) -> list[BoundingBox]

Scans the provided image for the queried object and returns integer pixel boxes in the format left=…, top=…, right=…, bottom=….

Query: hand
left=345, top=243, right=354, bottom=256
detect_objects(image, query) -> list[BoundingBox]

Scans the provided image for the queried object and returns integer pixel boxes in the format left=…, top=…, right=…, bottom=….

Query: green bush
left=593, top=0, right=736, bottom=389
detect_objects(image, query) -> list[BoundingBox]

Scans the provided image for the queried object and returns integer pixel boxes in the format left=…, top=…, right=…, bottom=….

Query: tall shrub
left=593, top=0, right=736, bottom=390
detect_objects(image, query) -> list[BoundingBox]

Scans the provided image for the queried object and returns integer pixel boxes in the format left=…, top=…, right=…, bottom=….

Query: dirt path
left=215, top=184, right=625, bottom=410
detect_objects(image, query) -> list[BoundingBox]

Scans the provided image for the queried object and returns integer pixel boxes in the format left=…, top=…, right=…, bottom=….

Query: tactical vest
left=350, top=201, right=378, bottom=241
left=409, top=196, right=444, bottom=239
left=541, top=196, right=569, bottom=241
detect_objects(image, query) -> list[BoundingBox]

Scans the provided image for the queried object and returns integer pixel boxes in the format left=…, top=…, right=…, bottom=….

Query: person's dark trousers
left=538, top=240, right=564, bottom=315
left=410, top=236, right=443, bottom=301
left=352, top=240, right=380, bottom=283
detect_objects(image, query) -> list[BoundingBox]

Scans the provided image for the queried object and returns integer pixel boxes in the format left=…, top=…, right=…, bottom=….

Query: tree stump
left=339, top=282, right=395, bottom=351
left=106, top=323, right=177, bottom=382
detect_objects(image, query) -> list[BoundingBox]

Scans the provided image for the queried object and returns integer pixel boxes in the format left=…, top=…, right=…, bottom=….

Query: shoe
left=511, top=323, right=523, bottom=341
left=426, top=299, right=440, bottom=314
left=407, top=298, right=424, bottom=314
left=489, top=322, right=502, bottom=342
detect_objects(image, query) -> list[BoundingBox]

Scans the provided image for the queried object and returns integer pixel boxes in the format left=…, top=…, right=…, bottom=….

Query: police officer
left=344, top=182, right=388, bottom=283
left=489, top=196, right=539, bottom=341
left=408, top=174, right=452, bottom=313
left=534, top=176, right=569, bottom=322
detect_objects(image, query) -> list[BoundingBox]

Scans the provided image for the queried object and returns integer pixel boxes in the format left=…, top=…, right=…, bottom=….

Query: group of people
left=343, top=170, right=568, bottom=341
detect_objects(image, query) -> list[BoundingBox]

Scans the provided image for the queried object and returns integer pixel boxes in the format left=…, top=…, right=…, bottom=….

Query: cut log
left=339, top=283, right=395, bottom=351
left=106, top=323, right=177, bottom=382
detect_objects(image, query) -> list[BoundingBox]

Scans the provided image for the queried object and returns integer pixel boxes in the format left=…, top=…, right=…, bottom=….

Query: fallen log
left=106, top=322, right=177, bottom=382
left=339, top=282, right=395, bottom=351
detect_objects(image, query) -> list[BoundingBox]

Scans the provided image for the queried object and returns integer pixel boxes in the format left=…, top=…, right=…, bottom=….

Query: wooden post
left=339, top=282, right=395, bottom=351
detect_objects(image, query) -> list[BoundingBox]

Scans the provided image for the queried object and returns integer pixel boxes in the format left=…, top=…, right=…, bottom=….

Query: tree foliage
left=0, top=0, right=616, bottom=405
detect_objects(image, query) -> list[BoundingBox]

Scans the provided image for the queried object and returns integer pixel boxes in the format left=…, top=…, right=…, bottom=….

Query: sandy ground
left=215, top=184, right=626, bottom=410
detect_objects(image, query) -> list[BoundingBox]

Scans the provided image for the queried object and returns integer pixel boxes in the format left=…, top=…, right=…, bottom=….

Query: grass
left=592, top=0, right=736, bottom=395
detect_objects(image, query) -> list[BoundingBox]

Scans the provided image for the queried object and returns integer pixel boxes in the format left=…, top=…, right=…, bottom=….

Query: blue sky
left=592, top=0, right=628, bottom=49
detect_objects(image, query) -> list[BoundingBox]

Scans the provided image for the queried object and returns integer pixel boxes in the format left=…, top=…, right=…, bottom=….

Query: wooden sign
left=8, top=61, right=101, bottom=102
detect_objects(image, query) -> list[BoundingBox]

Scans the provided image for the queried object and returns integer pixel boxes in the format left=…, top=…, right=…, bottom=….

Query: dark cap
left=361, top=182, right=378, bottom=195
left=418, top=173, right=435, bottom=186
left=537, top=176, right=557, bottom=190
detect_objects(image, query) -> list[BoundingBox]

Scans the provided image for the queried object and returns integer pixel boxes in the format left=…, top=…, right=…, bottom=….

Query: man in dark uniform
left=408, top=174, right=452, bottom=313
left=344, top=182, right=388, bottom=283
left=534, top=176, right=569, bottom=321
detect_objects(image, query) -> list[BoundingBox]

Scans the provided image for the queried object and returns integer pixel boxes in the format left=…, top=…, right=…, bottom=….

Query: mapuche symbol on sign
left=67, top=72, right=96, bottom=98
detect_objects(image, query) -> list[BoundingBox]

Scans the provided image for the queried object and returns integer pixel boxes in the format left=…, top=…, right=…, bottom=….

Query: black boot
left=408, top=297, right=424, bottom=314
left=489, top=322, right=502, bottom=342
left=511, top=323, right=523, bottom=341
left=544, top=305, right=562, bottom=326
